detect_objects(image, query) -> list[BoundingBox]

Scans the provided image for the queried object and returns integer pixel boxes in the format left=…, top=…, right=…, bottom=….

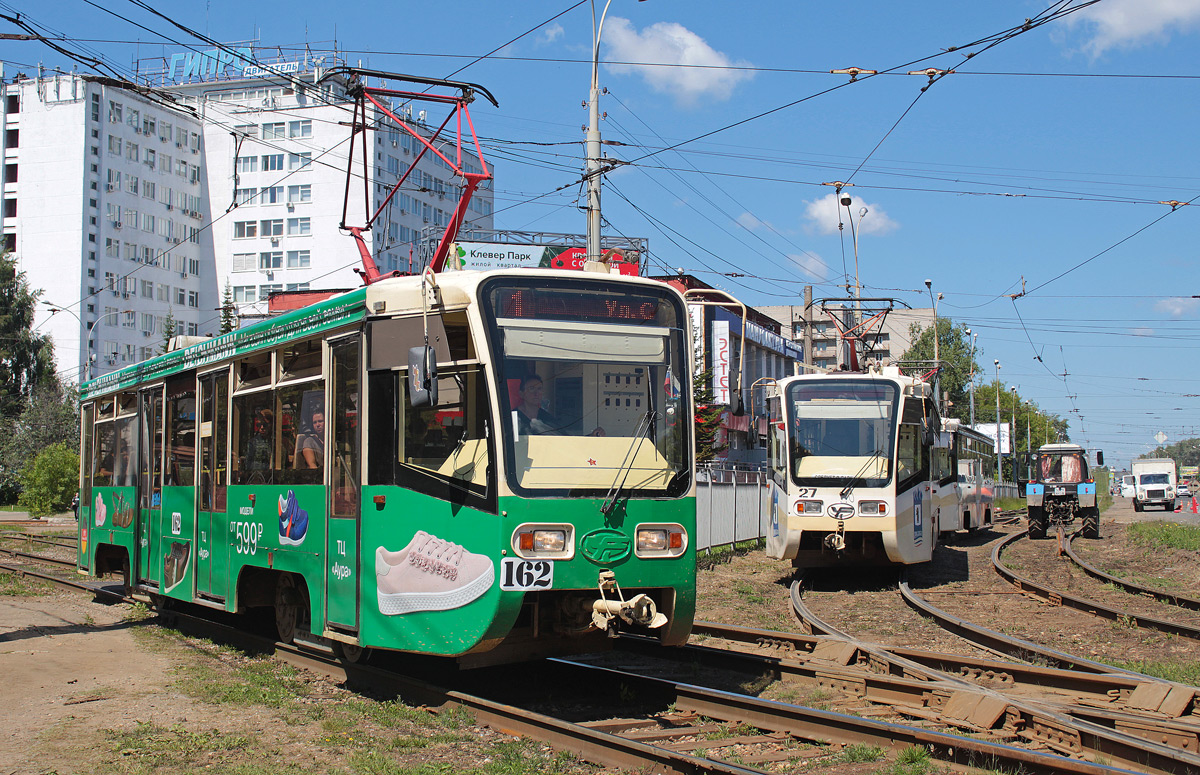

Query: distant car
left=1180, top=483, right=1192, bottom=498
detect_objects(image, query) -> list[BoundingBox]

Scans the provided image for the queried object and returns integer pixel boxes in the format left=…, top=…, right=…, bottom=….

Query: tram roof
left=79, top=267, right=684, bottom=401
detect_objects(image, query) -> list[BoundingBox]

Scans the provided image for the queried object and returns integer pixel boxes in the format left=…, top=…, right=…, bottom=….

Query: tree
left=17, top=442, right=79, bottom=517
left=1141, top=438, right=1200, bottom=468
left=159, top=307, right=177, bottom=355
left=0, top=252, right=55, bottom=417
left=0, top=382, right=81, bottom=503
left=220, top=282, right=237, bottom=334
left=693, top=367, right=726, bottom=465
left=900, top=318, right=978, bottom=421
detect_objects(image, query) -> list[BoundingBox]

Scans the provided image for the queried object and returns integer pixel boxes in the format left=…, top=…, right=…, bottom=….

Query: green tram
left=78, top=268, right=696, bottom=665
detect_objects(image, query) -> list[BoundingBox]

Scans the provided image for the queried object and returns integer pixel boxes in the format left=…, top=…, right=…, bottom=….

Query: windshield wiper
left=601, top=410, right=658, bottom=517
left=840, top=449, right=884, bottom=499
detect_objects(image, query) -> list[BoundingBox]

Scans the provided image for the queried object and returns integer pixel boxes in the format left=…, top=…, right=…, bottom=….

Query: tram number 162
left=500, top=558, right=554, bottom=591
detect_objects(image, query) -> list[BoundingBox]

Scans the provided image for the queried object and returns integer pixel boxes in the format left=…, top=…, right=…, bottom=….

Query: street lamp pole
left=83, top=308, right=135, bottom=381
left=43, top=301, right=86, bottom=381
left=1010, top=385, right=1018, bottom=482
left=925, top=280, right=942, bottom=411
left=966, top=329, right=977, bottom=426
left=994, top=359, right=1001, bottom=484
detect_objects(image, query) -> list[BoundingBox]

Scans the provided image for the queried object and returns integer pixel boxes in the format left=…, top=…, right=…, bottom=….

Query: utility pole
left=925, top=280, right=941, bottom=412
left=966, top=328, right=977, bottom=426
left=802, top=285, right=813, bottom=369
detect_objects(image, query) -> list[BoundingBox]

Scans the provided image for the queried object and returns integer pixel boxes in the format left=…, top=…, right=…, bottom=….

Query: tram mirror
left=1096, top=450, right=1104, bottom=467
left=408, top=346, right=439, bottom=408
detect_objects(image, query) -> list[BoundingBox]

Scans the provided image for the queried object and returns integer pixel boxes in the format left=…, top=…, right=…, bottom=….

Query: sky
left=2, top=0, right=1199, bottom=469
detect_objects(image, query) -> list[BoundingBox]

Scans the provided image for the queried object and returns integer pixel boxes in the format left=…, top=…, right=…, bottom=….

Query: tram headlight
left=797, top=500, right=823, bottom=514
left=512, top=524, right=574, bottom=559
left=635, top=523, right=688, bottom=558
left=858, top=500, right=888, bottom=516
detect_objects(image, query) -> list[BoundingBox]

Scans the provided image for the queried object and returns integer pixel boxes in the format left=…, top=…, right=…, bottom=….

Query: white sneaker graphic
left=376, top=531, right=494, bottom=615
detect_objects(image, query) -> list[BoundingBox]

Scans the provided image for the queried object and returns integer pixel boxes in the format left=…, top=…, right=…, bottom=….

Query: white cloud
left=1064, top=0, right=1200, bottom=57
left=801, top=193, right=899, bottom=237
left=1155, top=297, right=1200, bottom=317
left=788, top=252, right=833, bottom=282
left=602, top=17, right=753, bottom=105
left=736, top=212, right=766, bottom=231
left=541, top=23, right=564, bottom=45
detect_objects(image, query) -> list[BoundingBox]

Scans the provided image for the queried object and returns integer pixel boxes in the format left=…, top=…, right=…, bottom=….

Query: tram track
left=993, top=531, right=1200, bottom=642
left=0, top=550, right=1161, bottom=775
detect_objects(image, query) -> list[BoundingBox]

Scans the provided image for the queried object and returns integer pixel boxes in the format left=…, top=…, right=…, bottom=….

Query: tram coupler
left=823, top=522, right=847, bottom=553
left=590, top=570, right=668, bottom=636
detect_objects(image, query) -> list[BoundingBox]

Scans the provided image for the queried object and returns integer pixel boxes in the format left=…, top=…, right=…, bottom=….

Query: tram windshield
left=482, top=279, right=690, bottom=497
left=785, top=379, right=898, bottom=488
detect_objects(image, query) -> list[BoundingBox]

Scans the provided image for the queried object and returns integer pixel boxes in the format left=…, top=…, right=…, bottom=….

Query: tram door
left=196, top=370, right=230, bottom=600
left=324, top=336, right=361, bottom=631
left=136, top=388, right=164, bottom=587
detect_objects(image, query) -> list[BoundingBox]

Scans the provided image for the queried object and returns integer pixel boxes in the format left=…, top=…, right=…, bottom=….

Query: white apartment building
left=4, top=45, right=495, bottom=381
left=760, top=299, right=934, bottom=371
left=3, top=71, right=212, bottom=381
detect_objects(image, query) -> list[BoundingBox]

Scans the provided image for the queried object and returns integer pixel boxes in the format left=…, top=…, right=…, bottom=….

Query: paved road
left=1105, top=493, right=1200, bottom=525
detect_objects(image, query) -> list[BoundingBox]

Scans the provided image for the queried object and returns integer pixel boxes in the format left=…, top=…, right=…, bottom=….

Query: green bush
left=17, top=442, right=78, bottom=517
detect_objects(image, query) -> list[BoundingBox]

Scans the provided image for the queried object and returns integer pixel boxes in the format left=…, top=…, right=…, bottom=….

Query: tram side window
left=92, top=421, right=115, bottom=487
left=80, top=403, right=94, bottom=511
left=233, top=392, right=274, bottom=485
left=366, top=366, right=491, bottom=507
left=278, top=382, right=324, bottom=485
left=164, top=379, right=196, bottom=486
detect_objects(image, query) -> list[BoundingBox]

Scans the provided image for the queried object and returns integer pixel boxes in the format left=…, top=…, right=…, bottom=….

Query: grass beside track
left=1127, top=521, right=1200, bottom=552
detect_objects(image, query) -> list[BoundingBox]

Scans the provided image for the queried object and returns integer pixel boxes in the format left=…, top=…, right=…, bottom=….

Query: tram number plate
left=1053, top=486, right=1067, bottom=495
left=500, top=558, right=554, bottom=591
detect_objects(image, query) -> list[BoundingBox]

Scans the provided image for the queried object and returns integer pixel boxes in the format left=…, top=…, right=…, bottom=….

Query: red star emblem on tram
left=587, top=458, right=597, bottom=466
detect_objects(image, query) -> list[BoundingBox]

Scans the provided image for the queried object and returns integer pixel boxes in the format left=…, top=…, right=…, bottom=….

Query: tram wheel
left=336, top=642, right=371, bottom=664
left=274, top=574, right=305, bottom=644
left=1028, top=508, right=1047, bottom=540
left=1082, top=509, right=1100, bottom=539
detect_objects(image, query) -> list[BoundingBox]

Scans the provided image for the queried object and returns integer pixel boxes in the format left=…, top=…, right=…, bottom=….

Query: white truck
left=1132, top=458, right=1176, bottom=512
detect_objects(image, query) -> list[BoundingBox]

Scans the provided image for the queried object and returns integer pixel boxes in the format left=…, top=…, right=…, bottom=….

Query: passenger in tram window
left=295, top=411, right=325, bottom=469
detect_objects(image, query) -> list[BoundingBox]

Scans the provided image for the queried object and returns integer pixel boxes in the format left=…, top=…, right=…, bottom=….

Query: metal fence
left=694, top=465, right=1023, bottom=552
left=695, top=464, right=767, bottom=552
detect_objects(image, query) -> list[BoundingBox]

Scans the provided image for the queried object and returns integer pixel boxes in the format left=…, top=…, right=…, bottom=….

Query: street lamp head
left=965, top=327, right=971, bottom=336
left=994, top=359, right=1000, bottom=367
left=937, top=292, right=944, bottom=301
left=924, top=279, right=932, bottom=289
left=858, top=207, right=868, bottom=218
left=839, top=193, right=852, bottom=206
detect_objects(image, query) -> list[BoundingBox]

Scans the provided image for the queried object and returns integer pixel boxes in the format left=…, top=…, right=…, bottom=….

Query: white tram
left=764, top=368, right=1000, bottom=568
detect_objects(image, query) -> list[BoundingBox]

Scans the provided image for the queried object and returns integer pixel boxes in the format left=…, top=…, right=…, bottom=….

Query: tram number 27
left=500, top=558, right=554, bottom=591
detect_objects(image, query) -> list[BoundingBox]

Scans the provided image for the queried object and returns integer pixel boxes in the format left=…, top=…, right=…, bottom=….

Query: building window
left=233, top=286, right=256, bottom=303
left=259, top=251, right=283, bottom=270
left=287, top=152, right=312, bottom=171
left=126, top=142, right=139, bottom=163
left=189, top=258, right=200, bottom=276
left=285, top=282, right=311, bottom=292
left=126, top=174, right=139, bottom=194
left=176, top=288, right=186, bottom=305
left=260, top=186, right=283, bottom=204
left=259, top=284, right=282, bottom=298
left=142, top=180, right=155, bottom=199
left=262, top=154, right=284, bottom=171
left=260, top=219, right=283, bottom=237
left=232, top=253, right=256, bottom=272
left=261, top=122, right=285, bottom=140
left=233, top=221, right=258, bottom=239
left=108, top=101, right=122, bottom=123
left=188, top=291, right=199, bottom=308
left=286, top=217, right=310, bottom=236
left=107, top=136, right=122, bottom=155
left=288, top=120, right=312, bottom=139
left=90, top=94, right=100, bottom=121
left=287, top=184, right=311, bottom=204
left=157, top=283, right=169, bottom=302
left=286, top=250, right=310, bottom=269
left=236, top=156, right=258, bottom=174
left=235, top=188, right=255, bottom=205
left=144, top=148, right=156, bottom=170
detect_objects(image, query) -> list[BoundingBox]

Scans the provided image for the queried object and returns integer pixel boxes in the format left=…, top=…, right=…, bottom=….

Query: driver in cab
left=513, top=374, right=605, bottom=437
